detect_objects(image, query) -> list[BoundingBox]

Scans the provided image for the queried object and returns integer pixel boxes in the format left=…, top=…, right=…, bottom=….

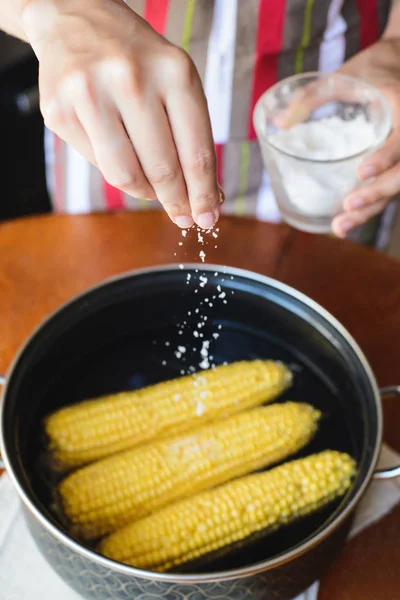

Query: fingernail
left=349, top=197, right=364, bottom=209
left=197, top=212, right=217, bottom=229
left=218, top=188, right=225, bottom=204
left=339, top=220, right=354, bottom=233
left=360, top=165, right=376, bottom=180
left=175, top=215, right=194, bottom=228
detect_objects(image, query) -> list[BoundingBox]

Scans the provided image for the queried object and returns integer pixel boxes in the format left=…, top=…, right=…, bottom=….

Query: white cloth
left=0, top=444, right=399, bottom=600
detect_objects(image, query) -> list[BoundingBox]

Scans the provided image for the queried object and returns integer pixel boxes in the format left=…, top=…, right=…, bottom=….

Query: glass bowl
left=253, top=72, right=392, bottom=233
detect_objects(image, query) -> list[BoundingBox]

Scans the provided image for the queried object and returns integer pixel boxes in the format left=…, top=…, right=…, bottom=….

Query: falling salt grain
left=199, top=275, right=208, bottom=288
left=199, top=250, right=206, bottom=262
left=182, top=230, right=188, bottom=238
left=217, top=285, right=222, bottom=293
left=200, top=341, right=210, bottom=357
left=213, top=333, right=219, bottom=339
left=179, top=264, right=184, bottom=269
left=165, top=341, right=170, bottom=347
left=219, top=291, right=226, bottom=299
left=212, top=232, right=218, bottom=238
left=193, top=331, right=199, bottom=338
left=178, top=346, right=186, bottom=353
left=162, top=360, right=167, bottom=366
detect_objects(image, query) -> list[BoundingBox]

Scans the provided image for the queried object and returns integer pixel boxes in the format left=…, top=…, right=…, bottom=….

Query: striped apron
left=45, top=0, right=395, bottom=247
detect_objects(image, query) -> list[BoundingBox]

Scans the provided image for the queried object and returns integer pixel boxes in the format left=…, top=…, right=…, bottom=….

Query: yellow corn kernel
left=99, top=450, right=356, bottom=572
left=44, top=360, right=292, bottom=470
left=58, top=402, right=320, bottom=540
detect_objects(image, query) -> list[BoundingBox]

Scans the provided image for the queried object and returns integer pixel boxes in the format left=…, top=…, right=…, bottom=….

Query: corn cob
left=58, top=402, right=320, bottom=540
left=99, top=450, right=355, bottom=572
left=44, top=360, right=292, bottom=470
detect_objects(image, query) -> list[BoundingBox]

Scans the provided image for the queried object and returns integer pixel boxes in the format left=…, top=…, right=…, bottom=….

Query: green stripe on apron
left=235, top=142, right=250, bottom=215
left=182, top=0, right=196, bottom=52
left=295, top=0, right=316, bottom=74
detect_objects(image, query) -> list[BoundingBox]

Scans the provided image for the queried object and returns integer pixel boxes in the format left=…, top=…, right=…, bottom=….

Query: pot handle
left=373, top=386, right=400, bottom=480
left=0, top=375, right=5, bottom=470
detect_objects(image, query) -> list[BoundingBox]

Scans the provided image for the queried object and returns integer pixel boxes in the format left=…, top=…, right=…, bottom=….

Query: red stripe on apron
left=103, top=180, right=125, bottom=210
left=54, top=134, right=64, bottom=212
left=355, top=0, right=380, bottom=49
left=247, top=0, right=287, bottom=140
left=144, top=0, right=169, bottom=33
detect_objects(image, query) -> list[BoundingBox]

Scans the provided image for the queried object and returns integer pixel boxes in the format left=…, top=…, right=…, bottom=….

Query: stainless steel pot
left=1, top=265, right=399, bottom=600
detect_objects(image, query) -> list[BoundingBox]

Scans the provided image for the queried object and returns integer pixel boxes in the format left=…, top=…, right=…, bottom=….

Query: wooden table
left=0, top=212, right=399, bottom=599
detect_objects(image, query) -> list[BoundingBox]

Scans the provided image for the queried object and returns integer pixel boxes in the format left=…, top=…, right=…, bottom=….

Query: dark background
left=0, top=33, right=51, bottom=221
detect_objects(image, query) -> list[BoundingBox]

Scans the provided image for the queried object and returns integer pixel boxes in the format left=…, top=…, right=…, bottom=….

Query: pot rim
left=0, top=263, right=383, bottom=583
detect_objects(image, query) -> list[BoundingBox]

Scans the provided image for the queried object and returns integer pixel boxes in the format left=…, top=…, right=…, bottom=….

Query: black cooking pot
left=1, top=265, right=399, bottom=600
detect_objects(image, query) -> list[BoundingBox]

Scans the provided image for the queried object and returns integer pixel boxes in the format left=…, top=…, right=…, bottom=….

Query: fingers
left=41, top=91, right=97, bottom=166
left=358, top=131, right=400, bottom=180
left=62, top=70, right=157, bottom=201
left=39, top=35, right=222, bottom=228
left=163, top=51, right=220, bottom=228
left=332, top=198, right=388, bottom=237
left=334, top=161, right=400, bottom=237
left=110, top=61, right=193, bottom=227
left=344, top=161, right=400, bottom=213
left=332, top=129, right=400, bottom=237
